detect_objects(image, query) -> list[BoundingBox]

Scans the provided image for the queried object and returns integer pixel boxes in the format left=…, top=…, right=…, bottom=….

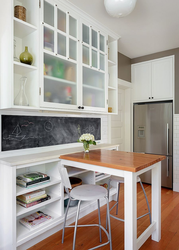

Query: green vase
left=19, top=46, right=33, bottom=65
left=83, top=142, right=89, bottom=153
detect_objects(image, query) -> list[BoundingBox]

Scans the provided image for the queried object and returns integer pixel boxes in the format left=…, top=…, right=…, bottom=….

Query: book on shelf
left=17, top=189, right=46, bottom=201
left=16, top=171, right=50, bottom=188
left=19, top=211, right=53, bottom=230
left=17, top=195, right=51, bottom=208
left=17, top=193, right=47, bottom=204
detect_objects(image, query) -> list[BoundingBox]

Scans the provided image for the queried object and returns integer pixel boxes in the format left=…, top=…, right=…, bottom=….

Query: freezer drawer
left=140, top=156, right=173, bottom=189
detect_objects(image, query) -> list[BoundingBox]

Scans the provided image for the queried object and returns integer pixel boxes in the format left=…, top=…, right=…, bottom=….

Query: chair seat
left=70, top=184, right=107, bottom=201
left=110, top=176, right=141, bottom=183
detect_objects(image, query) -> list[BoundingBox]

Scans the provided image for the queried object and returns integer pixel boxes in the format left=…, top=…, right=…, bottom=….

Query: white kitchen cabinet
left=1, top=0, right=119, bottom=114
left=132, top=56, right=174, bottom=102
left=81, top=20, right=107, bottom=112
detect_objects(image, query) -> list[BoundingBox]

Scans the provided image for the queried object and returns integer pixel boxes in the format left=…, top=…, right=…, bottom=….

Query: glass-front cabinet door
left=41, top=0, right=79, bottom=109
left=81, top=21, right=107, bottom=112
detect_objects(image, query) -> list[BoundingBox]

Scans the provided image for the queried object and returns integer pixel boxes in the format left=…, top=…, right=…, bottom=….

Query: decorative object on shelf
left=14, top=5, right=26, bottom=21
left=78, top=133, right=96, bottom=153
left=65, top=87, right=72, bottom=104
left=14, top=39, right=19, bottom=62
left=19, top=46, right=33, bottom=65
left=53, top=61, right=64, bottom=79
left=104, top=0, right=137, bottom=18
left=108, top=107, right=112, bottom=113
left=14, top=76, right=29, bottom=106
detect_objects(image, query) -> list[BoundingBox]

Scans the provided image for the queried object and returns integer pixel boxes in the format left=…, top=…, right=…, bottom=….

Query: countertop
left=0, top=144, right=118, bottom=167
left=60, top=149, right=166, bottom=172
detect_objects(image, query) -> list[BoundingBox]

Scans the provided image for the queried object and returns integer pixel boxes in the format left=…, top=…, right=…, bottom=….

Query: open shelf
left=14, top=17, right=37, bottom=38
left=66, top=166, right=89, bottom=177
left=16, top=207, right=63, bottom=247
left=14, top=61, right=37, bottom=74
left=108, top=59, right=116, bottom=67
left=16, top=177, right=61, bottom=196
left=16, top=193, right=61, bottom=216
left=95, top=173, right=111, bottom=182
left=108, top=85, right=116, bottom=90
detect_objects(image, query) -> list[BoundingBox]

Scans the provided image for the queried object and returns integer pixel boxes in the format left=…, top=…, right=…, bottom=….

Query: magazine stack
left=17, top=189, right=51, bottom=208
left=16, top=171, right=50, bottom=188
left=19, top=211, right=53, bottom=230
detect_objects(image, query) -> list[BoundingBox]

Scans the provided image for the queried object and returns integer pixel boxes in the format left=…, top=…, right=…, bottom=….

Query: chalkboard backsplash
left=2, top=115, right=101, bottom=151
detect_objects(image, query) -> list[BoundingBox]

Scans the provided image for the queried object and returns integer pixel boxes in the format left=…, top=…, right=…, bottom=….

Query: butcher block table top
left=60, top=149, right=166, bottom=173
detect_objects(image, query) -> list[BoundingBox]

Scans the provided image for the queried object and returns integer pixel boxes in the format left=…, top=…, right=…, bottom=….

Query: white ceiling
left=67, top=0, right=179, bottom=59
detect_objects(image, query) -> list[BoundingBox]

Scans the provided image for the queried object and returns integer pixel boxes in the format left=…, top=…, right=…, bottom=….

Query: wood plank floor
left=29, top=184, right=179, bottom=250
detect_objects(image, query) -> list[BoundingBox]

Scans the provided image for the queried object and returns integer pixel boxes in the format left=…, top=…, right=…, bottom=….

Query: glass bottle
left=19, top=46, right=33, bottom=65
left=14, top=77, right=29, bottom=106
left=14, top=39, right=19, bottom=62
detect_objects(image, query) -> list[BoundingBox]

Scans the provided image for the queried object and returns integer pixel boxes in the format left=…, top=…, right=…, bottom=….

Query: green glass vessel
left=19, top=46, right=33, bottom=65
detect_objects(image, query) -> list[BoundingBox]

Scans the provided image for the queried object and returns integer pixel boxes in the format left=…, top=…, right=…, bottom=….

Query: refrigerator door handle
left=167, top=157, right=169, bottom=177
left=167, top=123, right=169, bottom=155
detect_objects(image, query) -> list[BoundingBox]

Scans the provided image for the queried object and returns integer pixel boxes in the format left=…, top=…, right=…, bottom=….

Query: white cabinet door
left=132, top=62, right=152, bottom=102
left=81, top=20, right=108, bottom=112
left=152, top=56, right=174, bottom=100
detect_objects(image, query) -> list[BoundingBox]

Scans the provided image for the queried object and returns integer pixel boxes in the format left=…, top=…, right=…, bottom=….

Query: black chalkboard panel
left=2, top=115, right=101, bottom=151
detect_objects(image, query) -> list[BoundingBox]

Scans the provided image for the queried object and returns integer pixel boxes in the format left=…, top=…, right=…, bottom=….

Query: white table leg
left=151, top=162, right=161, bottom=242
left=124, top=171, right=137, bottom=250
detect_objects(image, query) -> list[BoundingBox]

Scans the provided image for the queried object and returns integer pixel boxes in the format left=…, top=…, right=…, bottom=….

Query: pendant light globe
left=104, top=0, right=137, bottom=18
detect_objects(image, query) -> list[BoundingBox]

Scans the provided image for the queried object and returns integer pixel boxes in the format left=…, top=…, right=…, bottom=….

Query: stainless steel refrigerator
left=133, top=101, right=173, bottom=189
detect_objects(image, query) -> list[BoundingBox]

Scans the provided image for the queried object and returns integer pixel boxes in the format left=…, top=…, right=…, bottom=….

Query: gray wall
left=131, top=48, right=179, bottom=114
left=118, top=52, right=131, bottom=82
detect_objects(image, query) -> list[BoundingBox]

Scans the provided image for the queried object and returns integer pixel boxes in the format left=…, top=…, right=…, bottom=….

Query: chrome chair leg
left=97, top=199, right=102, bottom=242
left=116, top=182, right=120, bottom=215
left=106, top=197, right=112, bottom=250
left=106, top=179, right=111, bottom=230
left=62, top=197, right=71, bottom=243
left=139, top=179, right=152, bottom=224
left=72, top=200, right=81, bottom=250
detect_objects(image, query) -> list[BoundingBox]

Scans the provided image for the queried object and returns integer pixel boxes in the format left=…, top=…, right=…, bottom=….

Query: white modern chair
left=59, top=165, right=112, bottom=250
left=106, top=176, right=151, bottom=228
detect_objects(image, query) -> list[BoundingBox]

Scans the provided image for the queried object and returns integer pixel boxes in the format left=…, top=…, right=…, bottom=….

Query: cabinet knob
left=149, top=97, right=151, bottom=99
left=152, top=97, right=154, bottom=99
left=81, top=106, right=84, bottom=109
left=78, top=106, right=81, bottom=109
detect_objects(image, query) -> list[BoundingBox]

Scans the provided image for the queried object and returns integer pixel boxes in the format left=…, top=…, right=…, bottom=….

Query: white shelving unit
left=0, top=144, right=119, bottom=250
left=107, top=35, right=118, bottom=114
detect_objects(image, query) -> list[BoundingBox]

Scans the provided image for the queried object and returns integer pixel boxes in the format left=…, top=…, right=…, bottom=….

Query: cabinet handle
left=167, top=157, right=169, bottom=177
left=167, top=123, right=169, bottom=155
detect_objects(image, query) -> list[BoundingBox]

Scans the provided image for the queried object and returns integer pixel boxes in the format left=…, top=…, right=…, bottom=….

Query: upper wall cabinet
left=1, top=0, right=119, bottom=114
left=40, top=0, right=80, bottom=111
left=81, top=20, right=107, bottom=112
left=131, top=55, right=174, bottom=103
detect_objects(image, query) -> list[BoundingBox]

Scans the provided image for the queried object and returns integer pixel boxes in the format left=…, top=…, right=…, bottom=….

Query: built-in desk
left=60, top=150, right=166, bottom=250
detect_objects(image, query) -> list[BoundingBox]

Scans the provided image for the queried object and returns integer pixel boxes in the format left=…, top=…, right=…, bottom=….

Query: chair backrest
left=58, top=162, right=72, bottom=190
